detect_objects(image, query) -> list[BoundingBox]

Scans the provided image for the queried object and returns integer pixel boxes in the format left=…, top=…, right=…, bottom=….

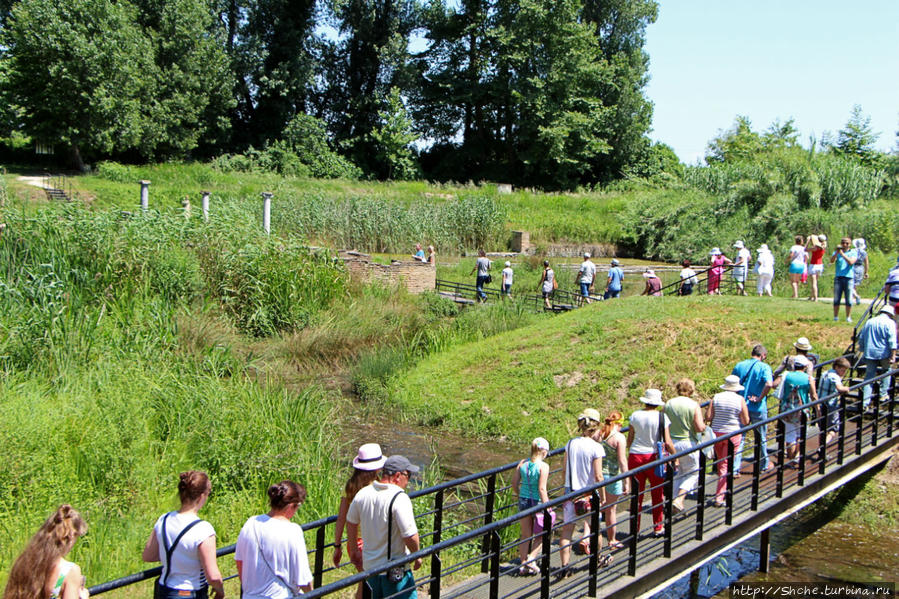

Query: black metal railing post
left=663, top=464, right=673, bottom=557
left=725, top=440, right=734, bottom=525
left=838, top=394, right=847, bottom=464
left=818, top=403, right=827, bottom=475
left=751, top=432, right=761, bottom=511
left=855, top=390, right=864, bottom=456
left=775, top=420, right=785, bottom=498
left=540, top=508, right=551, bottom=599
left=480, top=473, right=496, bottom=573
left=589, top=490, right=600, bottom=596
left=695, top=452, right=706, bottom=541
left=314, top=526, right=326, bottom=589
left=872, top=381, right=881, bottom=447
left=628, top=476, right=639, bottom=576
left=429, top=489, right=444, bottom=599
left=488, top=531, right=500, bottom=599
left=798, top=411, right=807, bottom=487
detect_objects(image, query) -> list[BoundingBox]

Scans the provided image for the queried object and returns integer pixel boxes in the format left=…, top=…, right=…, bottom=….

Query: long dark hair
left=268, top=480, right=307, bottom=510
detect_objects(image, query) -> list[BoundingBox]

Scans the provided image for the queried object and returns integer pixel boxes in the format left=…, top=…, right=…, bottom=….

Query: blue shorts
left=580, top=282, right=591, bottom=296
left=502, top=284, right=512, bottom=295
left=518, top=496, right=540, bottom=511
left=603, top=479, right=623, bottom=496
left=369, top=570, right=416, bottom=599
left=788, top=263, right=805, bottom=274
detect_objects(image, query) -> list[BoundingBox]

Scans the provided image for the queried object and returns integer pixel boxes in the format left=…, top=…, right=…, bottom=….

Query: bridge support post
left=689, top=568, right=701, bottom=597
left=759, top=527, right=771, bottom=573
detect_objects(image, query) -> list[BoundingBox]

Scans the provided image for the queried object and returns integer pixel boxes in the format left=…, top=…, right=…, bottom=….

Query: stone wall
left=339, top=251, right=436, bottom=294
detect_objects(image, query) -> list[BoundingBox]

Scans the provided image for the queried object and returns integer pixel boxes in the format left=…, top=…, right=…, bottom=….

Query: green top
left=664, top=396, right=699, bottom=442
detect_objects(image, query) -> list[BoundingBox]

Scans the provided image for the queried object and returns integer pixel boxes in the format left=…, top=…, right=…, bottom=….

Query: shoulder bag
left=654, top=411, right=668, bottom=479
left=154, top=514, right=202, bottom=599
left=386, top=491, right=407, bottom=583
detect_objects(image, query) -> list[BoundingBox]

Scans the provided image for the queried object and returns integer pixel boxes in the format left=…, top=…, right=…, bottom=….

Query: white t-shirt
left=502, top=267, right=514, bottom=286
left=542, top=268, right=555, bottom=293
left=476, top=257, right=491, bottom=276
left=235, top=515, right=312, bottom=599
left=154, top=511, right=216, bottom=590
left=736, top=248, right=751, bottom=268
left=628, top=409, right=671, bottom=455
left=789, top=244, right=805, bottom=267
left=579, top=261, right=596, bottom=284
left=679, top=268, right=698, bottom=285
left=563, top=436, right=605, bottom=492
left=346, top=481, right=418, bottom=570
left=756, top=251, right=775, bottom=275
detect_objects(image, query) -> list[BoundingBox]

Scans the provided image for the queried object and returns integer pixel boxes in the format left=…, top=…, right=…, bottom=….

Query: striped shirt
left=711, top=391, right=744, bottom=433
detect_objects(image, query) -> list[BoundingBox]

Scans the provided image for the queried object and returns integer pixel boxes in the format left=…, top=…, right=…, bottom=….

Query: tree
left=368, top=87, right=419, bottom=180
left=3, top=0, right=155, bottom=168
left=834, top=104, right=880, bottom=165
left=705, top=116, right=765, bottom=164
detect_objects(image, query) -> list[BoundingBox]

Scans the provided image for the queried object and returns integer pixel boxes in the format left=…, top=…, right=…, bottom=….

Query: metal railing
left=657, top=263, right=751, bottom=297
left=434, top=279, right=601, bottom=313
left=42, top=172, right=74, bottom=202
left=88, top=349, right=897, bottom=598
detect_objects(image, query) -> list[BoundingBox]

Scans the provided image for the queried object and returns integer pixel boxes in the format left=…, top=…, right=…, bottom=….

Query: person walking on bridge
left=732, top=241, right=751, bottom=296
left=627, top=390, right=674, bottom=536
left=732, top=345, right=774, bottom=472
left=470, top=250, right=491, bottom=303
left=577, top=253, right=596, bottom=305
left=708, top=248, right=731, bottom=295
left=347, top=455, right=422, bottom=599
left=857, top=304, right=897, bottom=413
left=664, top=379, right=705, bottom=513
left=604, top=259, right=623, bottom=299
left=707, top=376, right=750, bottom=507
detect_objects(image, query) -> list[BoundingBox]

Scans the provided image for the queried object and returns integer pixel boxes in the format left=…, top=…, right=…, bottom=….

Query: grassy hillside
left=389, top=295, right=853, bottom=446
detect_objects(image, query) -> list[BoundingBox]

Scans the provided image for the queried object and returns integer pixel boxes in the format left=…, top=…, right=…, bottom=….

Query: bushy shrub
left=96, top=160, right=138, bottom=183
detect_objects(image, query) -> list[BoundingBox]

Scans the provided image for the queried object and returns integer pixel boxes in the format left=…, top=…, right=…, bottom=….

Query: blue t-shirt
left=732, top=358, right=773, bottom=414
left=607, top=267, right=624, bottom=291
left=819, top=369, right=843, bottom=409
left=833, top=249, right=857, bottom=278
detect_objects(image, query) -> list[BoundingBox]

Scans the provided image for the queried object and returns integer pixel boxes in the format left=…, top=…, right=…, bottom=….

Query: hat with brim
left=880, top=304, right=895, bottom=316
left=757, top=244, right=769, bottom=252
left=353, top=443, right=386, bottom=471
left=578, top=408, right=601, bottom=423
left=720, top=375, right=744, bottom=392
left=643, top=269, right=656, bottom=278
left=710, top=248, right=722, bottom=256
left=611, top=259, right=620, bottom=266
left=794, top=337, right=813, bottom=351
left=639, top=388, right=664, bottom=406
left=733, top=241, right=744, bottom=249
left=532, top=437, right=550, bottom=452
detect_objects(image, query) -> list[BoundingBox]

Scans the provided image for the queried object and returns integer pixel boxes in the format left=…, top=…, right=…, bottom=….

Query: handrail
left=88, top=348, right=867, bottom=596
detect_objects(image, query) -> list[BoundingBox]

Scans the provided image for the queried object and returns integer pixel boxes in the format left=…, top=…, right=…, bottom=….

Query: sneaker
left=833, top=317, right=839, bottom=321
left=855, top=298, right=861, bottom=306
left=847, top=317, right=852, bottom=323
left=652, top=526, right=665, bottom=537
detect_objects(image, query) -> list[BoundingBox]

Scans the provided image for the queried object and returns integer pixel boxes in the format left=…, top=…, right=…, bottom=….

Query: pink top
left=711, top=254, right=728, bottom=275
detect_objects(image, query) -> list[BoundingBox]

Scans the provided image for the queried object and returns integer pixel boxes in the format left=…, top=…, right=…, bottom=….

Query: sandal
left=578, top=539, right=591, bottom=555
left=607, top=540, right=625, bottom=551
left=599, top=553, right=614, bottom=568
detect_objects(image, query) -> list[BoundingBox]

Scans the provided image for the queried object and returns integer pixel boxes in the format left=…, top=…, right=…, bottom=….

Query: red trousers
left=628, top=452, right=664, bottom=530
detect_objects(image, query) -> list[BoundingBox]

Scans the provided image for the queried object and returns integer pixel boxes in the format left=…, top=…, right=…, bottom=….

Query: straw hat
left=352, top=443, right=386, bottom=471
left=639, top=389, right=664, bottom=406
left=793, top=337, right=813, bottom=351
left=720, top=375, right=744, bottom=392
left=810, top=235, right=824, bottom=249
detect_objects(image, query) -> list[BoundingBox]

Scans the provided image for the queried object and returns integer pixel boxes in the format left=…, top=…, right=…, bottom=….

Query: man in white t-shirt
left=732, top=241, right=751, bottom=296
left=577, top=253, right=597, bottom=305
left=348, top=455, right=422, bottom=599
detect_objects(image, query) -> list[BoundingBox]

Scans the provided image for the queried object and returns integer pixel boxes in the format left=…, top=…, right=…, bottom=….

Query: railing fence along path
left=89, top=353, right=899, bottom=599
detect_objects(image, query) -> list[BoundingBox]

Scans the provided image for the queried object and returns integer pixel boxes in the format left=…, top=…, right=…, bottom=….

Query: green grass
left=389, top=295, right=853, bottom=446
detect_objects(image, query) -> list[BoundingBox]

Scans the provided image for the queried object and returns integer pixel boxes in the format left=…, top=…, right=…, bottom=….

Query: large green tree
left=833, top=105, right=880, bottom=165
left=3, top=0, right=155, bottom=168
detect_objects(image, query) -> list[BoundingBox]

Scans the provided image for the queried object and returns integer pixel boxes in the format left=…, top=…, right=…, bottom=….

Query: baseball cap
left=383, top=455, right=420, bottom=475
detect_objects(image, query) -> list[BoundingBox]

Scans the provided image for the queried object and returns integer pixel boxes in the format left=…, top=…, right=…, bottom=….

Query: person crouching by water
left=236, top=481, right=313, bottom=598
left=333, top=444, right=385, bottom=599
left=558, top=409, right=608, bottom=577
left=143, top=471, right=225, bottom=599
left=595, top=412, right=629, bottom=550
left=347, top=455, right=422, bottom=599
left=3, top=505, right=89, bottom=599
left=511, top=437, right=550, bottom=575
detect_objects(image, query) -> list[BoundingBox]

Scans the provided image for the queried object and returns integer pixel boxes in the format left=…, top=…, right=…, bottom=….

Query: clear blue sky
left=644, top=0, right=899, bottom=164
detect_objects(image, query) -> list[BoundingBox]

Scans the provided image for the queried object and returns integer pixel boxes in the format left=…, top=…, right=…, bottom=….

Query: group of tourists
left=511, top=325, right=896, bottom=579
left=411, top=243, right=436, bottom=264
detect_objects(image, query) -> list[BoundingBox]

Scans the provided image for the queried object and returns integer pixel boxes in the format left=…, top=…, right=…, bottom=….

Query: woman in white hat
left=754, top=244, right=775, bottom=296
left=641, top=269, right=662, bottom=296
left=511, top=437, right=550, bottom=575
left=626, top=390, right=674, bottom=536
left=558, top=409, right=607, bottom=576
left=332, top=444, right=386, bottom=598
left=708, top=248, right=731, bottom=295
left=706, top=376, right=750, bottom=507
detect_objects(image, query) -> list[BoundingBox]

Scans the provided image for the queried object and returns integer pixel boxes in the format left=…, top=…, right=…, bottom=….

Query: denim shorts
left=518, top=497, right=540, bottom=511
